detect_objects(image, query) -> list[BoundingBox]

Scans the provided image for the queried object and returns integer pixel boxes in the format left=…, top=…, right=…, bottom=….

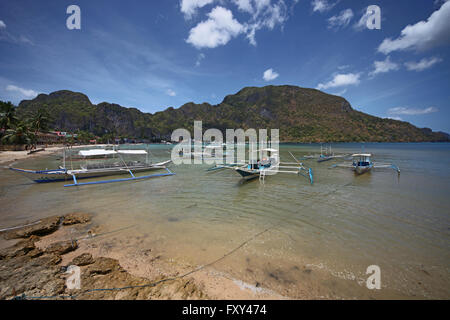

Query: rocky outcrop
left=1, top=213, right=92, bottom=240
left=70, top=253, right=94, bottom=266
left=45, top=240, right=78, bottom=255
left=0, top=236, right=64, bottom=299
left=0, top=214, right=206, bottom=300
left=62, top=213, right=91, bottom=225
left=2, top=216, right=61, bottom=240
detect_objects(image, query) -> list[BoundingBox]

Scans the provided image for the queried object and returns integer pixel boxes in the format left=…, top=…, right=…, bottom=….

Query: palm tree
left=29, top=109, right=50, bottom=135
left=0, top=101, right=18, bottom=131
left=28, top=109, right=50, bottom=148
left=1, top=122, right=35, bottom=147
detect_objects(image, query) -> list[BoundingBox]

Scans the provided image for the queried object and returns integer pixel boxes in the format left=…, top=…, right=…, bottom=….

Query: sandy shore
left=0, top=213, right=287, bottom=300
left=0, top=146, right=63, bottom=165
left=0, top=144, right=111, bottom=165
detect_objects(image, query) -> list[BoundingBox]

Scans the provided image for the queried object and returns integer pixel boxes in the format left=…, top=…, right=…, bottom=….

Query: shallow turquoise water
left=1, top=143, right=449, bottom=299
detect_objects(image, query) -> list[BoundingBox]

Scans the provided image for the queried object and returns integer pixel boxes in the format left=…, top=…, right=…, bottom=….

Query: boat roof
left=79, top=149, right=147, bottom=156
left=254, top=148, right=278, bottom=152
left=117, top=150, right=147, bottom=154
left=79, top=149, right=117, bottom=156
left=352, top=153, right=372, bottom=157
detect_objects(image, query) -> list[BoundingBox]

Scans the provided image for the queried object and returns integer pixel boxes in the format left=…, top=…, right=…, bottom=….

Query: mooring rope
left=11, top=224, right=278, bottom=300
left=0, top=220, right=42, bottom=233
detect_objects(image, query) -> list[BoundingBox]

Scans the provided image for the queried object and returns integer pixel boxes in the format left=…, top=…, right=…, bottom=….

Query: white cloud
left=311, top=0, right=336, bottom=13
left=233, top=0, right=254, bottom=13
left=263, top=68, right=279, bottom=81
left=328, top=9, right=354, bottom=29
left=388, top=106, right=438, bottom=115
left=0, top=21, right=33, bottom=45
left=186, top=6, right=244, bottom=49
left=195, top=53, right=206, bottom=66
left=369, top=56, right=399, bottom=77
left=378, top=1, right=450, bottom=54
left=317, top=73, right=360, bottom=90
left=184, top=1, right=294, bottom=48
left=180, top=0, right=215, bottom=19
left=353, top=9, right=372, bottom=31
left=404, top=56, right=443, bottom=71
left=337, top=64, right=350, bottom=70
left=166, top=89, right=176, bottom=97
left=5, top=85, right=38, bottom=98
left=387, top=116, right=403, bottom=121
left=241, top=0, right=290, bottom=46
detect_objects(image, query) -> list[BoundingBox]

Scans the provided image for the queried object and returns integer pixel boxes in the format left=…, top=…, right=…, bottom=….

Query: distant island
left=13, top=85, right=449, bottom=143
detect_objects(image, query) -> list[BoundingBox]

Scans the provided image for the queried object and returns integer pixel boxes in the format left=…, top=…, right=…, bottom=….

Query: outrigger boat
left=180, top=144, right=234, bottom=160
left=301, top=144, right=349, bottom=163
left=209, top=148, right=313, bottom=184
left=330, top=153, right=400, bottom=175
left=10, top=146, right=175, bottom=187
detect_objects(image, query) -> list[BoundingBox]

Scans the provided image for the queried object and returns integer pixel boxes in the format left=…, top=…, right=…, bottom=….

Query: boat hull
left=353, top=164, right=372, bottom=174
left=317, top=156, right=333, bottom=163
left=10, top=163, right=170, bottom=183
left=235, top=168, right=260, bottom=180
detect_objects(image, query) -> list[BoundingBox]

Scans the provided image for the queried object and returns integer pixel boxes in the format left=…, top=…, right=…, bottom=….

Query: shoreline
left=0, top=144, right=112, bottom=166
left=0, top=146, right=64, bottom=165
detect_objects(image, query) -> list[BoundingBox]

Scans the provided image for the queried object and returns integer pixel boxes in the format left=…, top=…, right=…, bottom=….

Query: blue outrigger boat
left=10, top=147, right=175, bottom=187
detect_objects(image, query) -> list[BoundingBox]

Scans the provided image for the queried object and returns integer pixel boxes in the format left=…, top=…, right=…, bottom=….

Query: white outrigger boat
left=331, top=153, right=400, bottom=175
left=209, top=148, right=313, bottom=184
left=300, top=144, right=349, bottom=163
left=180, top=144, right=234, bottom=161
left=10, top=146, right=174, bottom=187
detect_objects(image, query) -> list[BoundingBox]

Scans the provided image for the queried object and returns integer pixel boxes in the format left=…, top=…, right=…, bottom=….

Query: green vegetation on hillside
left=8, top=85, right=449, bottom=143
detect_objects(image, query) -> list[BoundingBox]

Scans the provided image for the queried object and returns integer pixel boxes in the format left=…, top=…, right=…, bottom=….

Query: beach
left=0, top=147, right=63, bottom=165
left=0, top=212, right=286, bottom=300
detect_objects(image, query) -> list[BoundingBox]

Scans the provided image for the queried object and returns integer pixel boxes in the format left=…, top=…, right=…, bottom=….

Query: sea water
left=0, top=143, right=449, bottom=299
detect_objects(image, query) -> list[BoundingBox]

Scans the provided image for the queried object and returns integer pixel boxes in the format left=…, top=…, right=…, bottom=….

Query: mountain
left=16, top=86, right=449, bottom=142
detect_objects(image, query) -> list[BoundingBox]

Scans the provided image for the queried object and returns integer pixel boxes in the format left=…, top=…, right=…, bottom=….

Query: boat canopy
left=79, top=149, right=148, bottom=157
left=352, top=153, right=372, bottom=157
left=258, top=148, right=278, bottom=153
left=117, top=150, right=148, bottom=154
left=79, top=149, right=117, bottom=157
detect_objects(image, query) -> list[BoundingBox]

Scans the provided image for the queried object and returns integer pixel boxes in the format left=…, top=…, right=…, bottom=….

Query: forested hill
left=16, top=86, right=449, bottom=142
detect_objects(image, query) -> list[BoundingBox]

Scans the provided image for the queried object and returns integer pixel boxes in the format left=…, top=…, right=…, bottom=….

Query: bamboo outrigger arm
left=63, top=167, right=175, bottom=187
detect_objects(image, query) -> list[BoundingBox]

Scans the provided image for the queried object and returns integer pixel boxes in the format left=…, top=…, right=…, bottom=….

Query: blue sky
left=0, top=0, right=449, bottom=132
